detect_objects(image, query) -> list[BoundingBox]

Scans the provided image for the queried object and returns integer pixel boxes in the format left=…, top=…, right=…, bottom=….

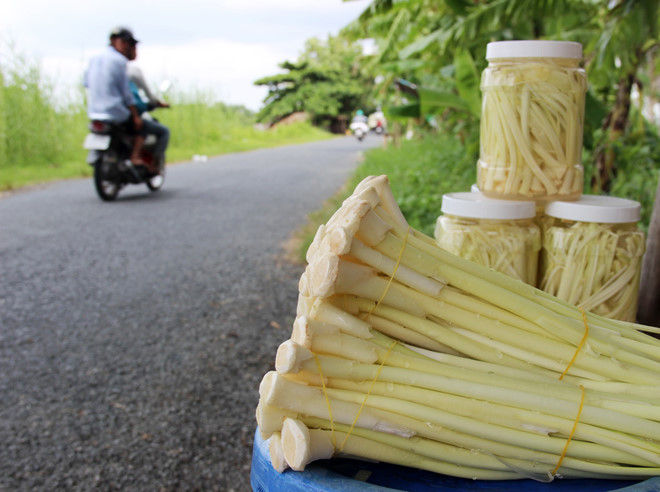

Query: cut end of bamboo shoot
left=275, top=340, right=313, bottom=374
left=268, top=432, right=289, bottom=473
left=281, top=418, right=334, bottom=471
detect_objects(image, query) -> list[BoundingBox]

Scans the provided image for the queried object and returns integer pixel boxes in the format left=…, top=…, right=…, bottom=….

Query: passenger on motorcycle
left=126, top=42, right=170, bottom=165
left=84, top=27, right=152, bottom=171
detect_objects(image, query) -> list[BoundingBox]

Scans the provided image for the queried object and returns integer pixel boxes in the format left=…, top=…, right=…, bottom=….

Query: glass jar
left=435, top=192, right=541, bottom=285
left=478, top=40, right=587, bottom=201
left=539, top=196, right=645, bottom=322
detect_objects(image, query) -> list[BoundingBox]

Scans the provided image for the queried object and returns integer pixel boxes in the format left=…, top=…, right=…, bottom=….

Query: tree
left=587, top=0, right=659, bottom=193
left=254, top=35, right=374, bottom=132
left=639, top=176, right=660, bottom=327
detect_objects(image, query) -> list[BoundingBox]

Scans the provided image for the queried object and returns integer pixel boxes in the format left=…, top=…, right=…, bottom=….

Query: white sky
left=0, top=0, right=370, bottom=111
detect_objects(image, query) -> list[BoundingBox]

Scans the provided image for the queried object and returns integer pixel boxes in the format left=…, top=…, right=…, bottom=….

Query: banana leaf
left=385, top=103, right=421, bottom=119
left=418, top=87, right=470, bottom=115
left=453, top=48, right=481, bottom=117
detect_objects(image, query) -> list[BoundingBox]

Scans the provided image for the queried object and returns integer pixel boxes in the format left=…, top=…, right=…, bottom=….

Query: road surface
left=0, top=136, right=381, bottom=491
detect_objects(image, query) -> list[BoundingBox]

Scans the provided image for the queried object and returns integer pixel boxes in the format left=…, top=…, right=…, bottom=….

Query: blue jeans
left=142, top=118, right=170, bottom=160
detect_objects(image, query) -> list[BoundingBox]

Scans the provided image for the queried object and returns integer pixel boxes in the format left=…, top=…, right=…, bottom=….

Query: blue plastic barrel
left=251, top=429, right=660, bottom=492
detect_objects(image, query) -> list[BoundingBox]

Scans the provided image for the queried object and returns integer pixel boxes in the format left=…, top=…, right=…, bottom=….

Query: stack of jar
left=434, top=40, right=646, bottom=322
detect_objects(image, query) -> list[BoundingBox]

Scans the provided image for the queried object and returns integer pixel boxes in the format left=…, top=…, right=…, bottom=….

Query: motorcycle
left=349, top=120, right=369, bottom=142
left=368, top=110, right=387, bottom=136
left=83, top=105, right=166, bottom=202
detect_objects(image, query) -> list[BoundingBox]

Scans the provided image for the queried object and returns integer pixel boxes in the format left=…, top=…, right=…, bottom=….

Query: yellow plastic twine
left=338, top=340, right=398, bottom=453
left=313, top=353, right=337, bottom=447
left=327, top=228, right=408, bottom=450
left=368, top=227, right=411, bottom=316
left=313, top=341, right=398, bottom=452
left=559, top=307, right=589, bottom=381
left=314, top=228, right=409, bottom=451
left=551, top=385, right=586, bottom=477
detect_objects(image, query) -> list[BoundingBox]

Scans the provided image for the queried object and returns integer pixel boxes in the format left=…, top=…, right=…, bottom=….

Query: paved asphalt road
left=0, top=136, right=381, bottom=491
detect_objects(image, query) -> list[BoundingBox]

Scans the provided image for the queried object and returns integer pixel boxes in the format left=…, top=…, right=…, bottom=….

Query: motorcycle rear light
left=90, top=121, right=111, bottom=133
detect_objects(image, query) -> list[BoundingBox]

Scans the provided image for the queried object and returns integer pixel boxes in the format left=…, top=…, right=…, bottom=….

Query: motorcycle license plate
left=83, top=133, right=111, bottom=150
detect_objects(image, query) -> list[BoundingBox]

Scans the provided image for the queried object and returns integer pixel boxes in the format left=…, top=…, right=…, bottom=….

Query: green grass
left=157, top=88, right=334, bottom=163
left=295, top=133, right=477, bottom=261
left=162, top=116, right=334, bottom=164
left=0, top=49, right=92, bottom=190
left=346, top=134, right=477, bottom=235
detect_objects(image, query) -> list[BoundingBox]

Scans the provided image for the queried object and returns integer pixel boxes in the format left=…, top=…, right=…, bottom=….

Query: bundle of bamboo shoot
left=257, top=175, right=660, bottom=482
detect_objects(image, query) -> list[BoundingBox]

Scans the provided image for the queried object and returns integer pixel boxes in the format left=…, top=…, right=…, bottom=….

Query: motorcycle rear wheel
left=94, top=157, right=120, bottom=201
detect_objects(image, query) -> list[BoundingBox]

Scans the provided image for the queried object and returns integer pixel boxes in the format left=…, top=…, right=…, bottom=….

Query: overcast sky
left=0, top=0, right=370, bottom=110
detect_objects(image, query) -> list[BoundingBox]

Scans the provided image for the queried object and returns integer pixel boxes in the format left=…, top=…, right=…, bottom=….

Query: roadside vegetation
left=285, top=0, right=660, bottom=263
left=0, top=51, right=334, bottom=192
left=296, top=131, right=475, bottom=259
left=255, top=34, right=375, bottom=132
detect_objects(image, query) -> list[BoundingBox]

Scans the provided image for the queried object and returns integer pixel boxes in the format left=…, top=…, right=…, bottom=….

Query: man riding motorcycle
left=349, top=109, right=369, bottom=141
left=84, top=27, right=167, bottom=174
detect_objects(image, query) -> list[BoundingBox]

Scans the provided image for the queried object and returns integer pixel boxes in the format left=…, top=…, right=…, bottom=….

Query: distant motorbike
left=350, top=120, right=369, bottom=142
left=83, top=105, right=166, bottom=202
left=373, top=120, right=385, bottom=135
left=368, top=110, right=387, bottom=136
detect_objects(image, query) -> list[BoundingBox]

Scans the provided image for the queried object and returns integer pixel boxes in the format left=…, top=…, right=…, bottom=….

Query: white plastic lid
left=544, top=195, right=641, bottom=223
left=486, top=40, right=582, bottom=60
left=441, top=192, right=536, bottom=220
